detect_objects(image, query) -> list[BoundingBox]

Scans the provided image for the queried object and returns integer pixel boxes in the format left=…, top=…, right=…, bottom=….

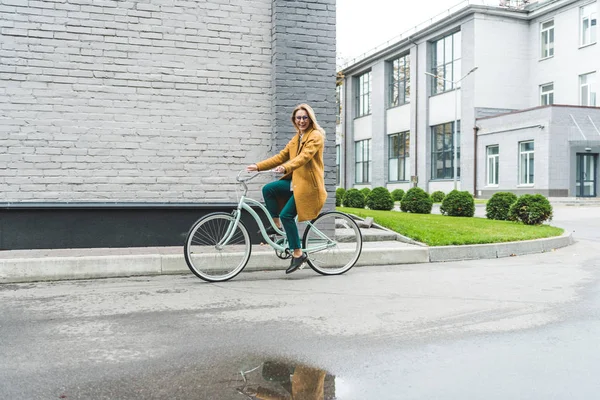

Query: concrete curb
left=0, top=232, right=575, bottom=284
left=428, top=231, right=574, bottom=262
left=0, top=244, right=431, bottom=284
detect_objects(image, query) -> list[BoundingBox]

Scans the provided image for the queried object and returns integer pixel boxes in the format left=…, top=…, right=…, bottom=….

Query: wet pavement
left=1, top=205, right=599, bottom=399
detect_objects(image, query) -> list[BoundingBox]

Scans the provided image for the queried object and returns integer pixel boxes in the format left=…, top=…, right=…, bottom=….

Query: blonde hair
left=291, top=103, right=326, bottom=136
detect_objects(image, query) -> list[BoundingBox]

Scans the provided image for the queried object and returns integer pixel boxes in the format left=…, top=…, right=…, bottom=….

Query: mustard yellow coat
left=256, top=128, right=327, bottom=222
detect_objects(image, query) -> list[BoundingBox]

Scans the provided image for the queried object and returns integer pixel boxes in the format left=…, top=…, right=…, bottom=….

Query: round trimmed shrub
left=342, top=188, right=366, bottom=209
left=440, top=190, right=475, bottom=217
left=486, top=192, right=518, bottom=221
left=400, top=187, right=433, bottom=214
left=366, top=187, right=394, bottom=211
left=508, top=194, right=553, bottom=225
left=431, top=190, right=446, bottom=203
left=335, top=187, right=346, bottom=207
left=391, top=189, right=405, bottom=202
left=360, top=187, right=371, bottom=199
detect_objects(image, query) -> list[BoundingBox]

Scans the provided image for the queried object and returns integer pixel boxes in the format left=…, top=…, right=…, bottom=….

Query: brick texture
left=271, top=0, right=337, bottom=212
left=1, top=0, right=278, bottom=202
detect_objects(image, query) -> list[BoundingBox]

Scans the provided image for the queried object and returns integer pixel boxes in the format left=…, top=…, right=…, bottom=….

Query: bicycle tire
left=184, top=212, right=251, bottom=282
left=302, top=211, right=362, bottom=275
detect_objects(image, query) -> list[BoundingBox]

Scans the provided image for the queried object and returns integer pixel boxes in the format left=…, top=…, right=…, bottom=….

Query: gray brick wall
left=271, top=0, right=337, bottom=211
left=0, top=0, right=299, bottom=203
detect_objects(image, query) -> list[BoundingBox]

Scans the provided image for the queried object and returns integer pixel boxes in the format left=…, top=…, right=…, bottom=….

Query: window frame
left=580, top=3, right=597, bottom=47
left=355, top=139, right=372, bottom=184
left=579, top=71, right=597, bottom=106
left=540, top=19, right=555, bottom=59
left=388, top=131, right=410, bottom=182
left=486, top=145, right=499, bottom=187
left=431, top=121, right=461, bottom=180
left=335, top=84, right=342, bottom=125
left=335, top=144, right=341, bottom=186
left=540, top=82, right=554, bottom=105
left=388, top=54, right=411, bottom=108
left=355, top=71, right=372, bottom=118
left=430, top=31, right=461, bottom=95
left=518, top=140, right=535, bottom=186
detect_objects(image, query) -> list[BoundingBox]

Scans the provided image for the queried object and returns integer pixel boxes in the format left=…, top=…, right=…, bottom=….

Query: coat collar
left=296, top=128, right=313, bottom=154
left=297, top=128, right=313, bottom=144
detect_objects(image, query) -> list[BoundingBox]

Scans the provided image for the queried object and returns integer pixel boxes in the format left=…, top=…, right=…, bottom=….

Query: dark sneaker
left=286, top=253, right=308, bottom=274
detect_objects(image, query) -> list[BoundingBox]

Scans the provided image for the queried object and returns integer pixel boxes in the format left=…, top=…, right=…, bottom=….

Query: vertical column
left=416, top=40, right=430, bottom=191
left=371, top=61, right=387, bottom=187
left=272, top=0, right=337, bottom=209
left=344, top=78, right=355, bottom=188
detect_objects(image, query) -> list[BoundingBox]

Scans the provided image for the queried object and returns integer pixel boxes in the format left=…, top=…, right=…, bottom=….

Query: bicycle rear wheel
left=184, top=212, right=251, bottom=282
left=302, top=211, right=362, bottom=275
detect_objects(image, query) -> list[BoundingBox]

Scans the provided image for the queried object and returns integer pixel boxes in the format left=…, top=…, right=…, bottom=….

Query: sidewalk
left=0, top=218, right=574, bottom=284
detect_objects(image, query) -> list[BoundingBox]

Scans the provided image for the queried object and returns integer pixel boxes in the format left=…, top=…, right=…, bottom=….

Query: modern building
left=336, top=0, right=600, bottom=198
left=0, top=0, right=336, bottom=250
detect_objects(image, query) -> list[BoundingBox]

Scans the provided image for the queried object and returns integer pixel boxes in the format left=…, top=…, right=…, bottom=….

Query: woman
left=247, top=104, right=327, bottom=274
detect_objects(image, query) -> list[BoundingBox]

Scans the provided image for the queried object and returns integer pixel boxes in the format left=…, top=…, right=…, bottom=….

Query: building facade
left=0, top=0, right=336, bottom=249
left=337, top=0, right=600, bottom=198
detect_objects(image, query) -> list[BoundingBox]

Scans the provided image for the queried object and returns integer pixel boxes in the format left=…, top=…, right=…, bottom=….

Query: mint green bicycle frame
left=217, top=171, right=335, bottom=254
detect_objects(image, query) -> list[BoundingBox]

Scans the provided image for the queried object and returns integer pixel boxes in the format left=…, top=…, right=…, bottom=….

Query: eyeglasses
left=295, top=116, right=309, bottom=121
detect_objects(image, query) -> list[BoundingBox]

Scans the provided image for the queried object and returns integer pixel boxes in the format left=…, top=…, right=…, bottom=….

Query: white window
left=355, top=139, right=371, bottom=184
left=431, top=31, right=461, bottom=94
left=431, top=121, right=460, bottom=179
left=355, top=71, right=371, bottom=117
left=519, top=141, right=534, bottom=185
left=580, top=72, right=597, bottom=106
left=388, top=131, right=410, bottom=181
left=540, top=20, right=554, bottom=58
left=336, top=84, right=342, bottom=125
left=487, top=145, right=499, bottom=186
left=580, top=3, right=597, bottom=46
left=540, top=83, right=554, bottom=105
left=335, top=144, right=341, bottom=185
left=389, top=54, right=410, bottom=107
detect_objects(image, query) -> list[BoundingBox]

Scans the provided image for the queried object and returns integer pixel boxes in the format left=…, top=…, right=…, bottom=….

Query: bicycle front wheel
left=184, top=212, right=251, bottom=282
left=302, top=211, right=362, bottom=275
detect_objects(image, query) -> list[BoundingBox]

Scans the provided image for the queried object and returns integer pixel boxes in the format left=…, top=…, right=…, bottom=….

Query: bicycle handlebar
left=236, top=169, right=282, bottom=183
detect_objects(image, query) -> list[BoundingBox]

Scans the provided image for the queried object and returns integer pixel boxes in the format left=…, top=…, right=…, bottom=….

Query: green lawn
left=338, top=207, right=564, bottom=246
left=395, top=199, right=488, bottom=205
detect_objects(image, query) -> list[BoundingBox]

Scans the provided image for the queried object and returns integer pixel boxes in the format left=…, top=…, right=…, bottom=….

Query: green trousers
left=262, top=179, right=301, bottom=250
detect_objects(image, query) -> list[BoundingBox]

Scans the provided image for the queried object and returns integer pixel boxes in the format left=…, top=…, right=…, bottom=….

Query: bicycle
left=184, top=170, right=363, bottom=282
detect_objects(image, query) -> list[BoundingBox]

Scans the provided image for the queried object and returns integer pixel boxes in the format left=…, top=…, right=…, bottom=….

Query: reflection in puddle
left=58, top=355, right=339, bottom=399
left=237, top=359, right=336, bottom=400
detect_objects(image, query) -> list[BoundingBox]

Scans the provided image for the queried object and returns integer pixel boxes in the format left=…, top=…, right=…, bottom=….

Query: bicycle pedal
left=299, top=263, right=306, bottom=270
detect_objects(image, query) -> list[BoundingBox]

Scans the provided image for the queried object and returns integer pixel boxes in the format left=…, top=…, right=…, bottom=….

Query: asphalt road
left=1, top=205, right=599, bottom=399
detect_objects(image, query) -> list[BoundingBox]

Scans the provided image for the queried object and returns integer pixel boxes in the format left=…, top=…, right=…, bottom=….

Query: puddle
left=57, top=356, right=338, bottom=400
left=236, top=358, right=336, bottom=399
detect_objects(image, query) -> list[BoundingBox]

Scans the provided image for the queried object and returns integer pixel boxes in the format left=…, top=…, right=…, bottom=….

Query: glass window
left=581, top=4, right=597, bottom=46
left=388, top=132, right=410, bottom=182
left=540, top=20, right=555, bottom=58
left=487, top=145, right=499, bottom=186
left=540, top=82, right=554, bottom=105
left=580, top=72, right=597, bottom=106
left=336, top=84, right=342, bottom=125
left=431, top=31, right=461, bottom=94
left=431, top=121, right=460, bottom=179
left=336, top=145, right=341, bottom=185
left=355, top=139, right=371, bottom=184
left=519, top=141, right=534, bottom=185
left=355, top=71, right=371, bottom=117
left=389, top=54, right=411, bottom=107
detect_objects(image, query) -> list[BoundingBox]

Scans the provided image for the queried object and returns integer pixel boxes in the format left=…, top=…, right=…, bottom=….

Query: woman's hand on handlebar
left=246, top=164, right=258, bottom=172
left=272, top=165, right=285, bottom=174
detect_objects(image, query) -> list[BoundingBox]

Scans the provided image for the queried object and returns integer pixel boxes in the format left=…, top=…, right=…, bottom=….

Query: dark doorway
left=576, top=153, right=598, bottom=197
